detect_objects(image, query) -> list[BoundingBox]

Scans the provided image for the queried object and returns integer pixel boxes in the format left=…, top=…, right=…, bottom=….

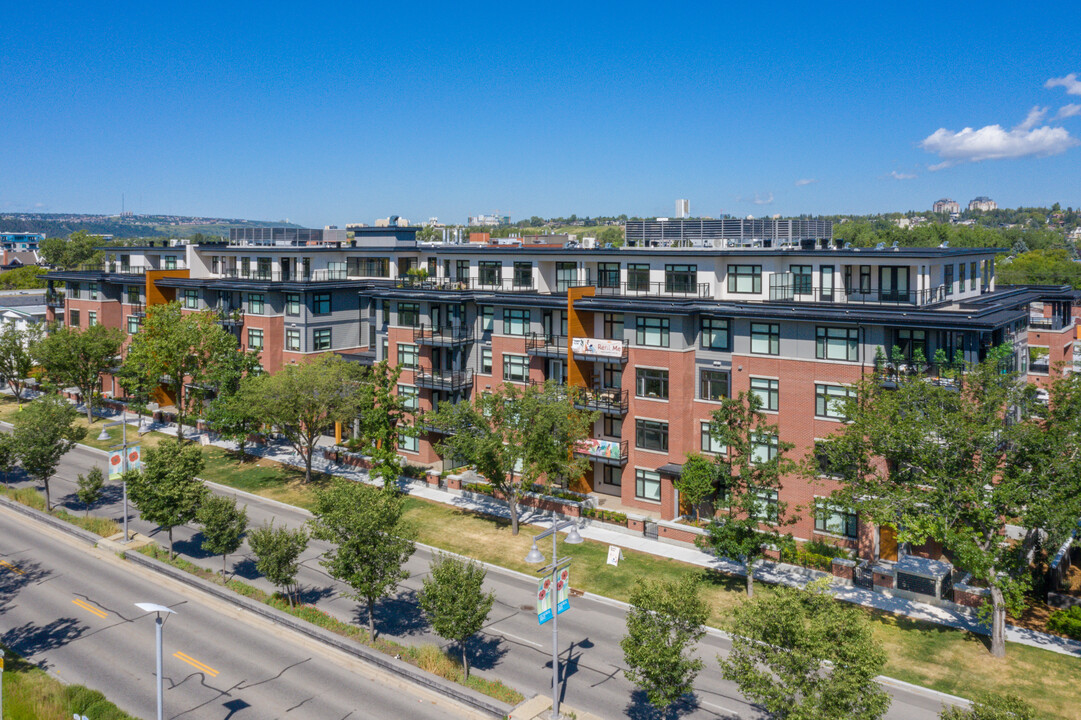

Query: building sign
left=538, top=568, right=571, bottom=625
left=571, top=337, right=624, bottom=358
left=576, top=438, right=622, bottom=460
left=607, top=545, right=623, bottom=566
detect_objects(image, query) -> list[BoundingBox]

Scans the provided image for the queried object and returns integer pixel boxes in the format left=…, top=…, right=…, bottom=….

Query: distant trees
left=35, top=324, right=125, bottom=423
left=418, top=555, right=495, bottom=680
left=248, top=521, right=309, bottom=606
left=40, top=230, right=104, bottom=269
left=0, top=323, right=42, bottom=403
left=12, top=394, right=86, bottom=510
left=197, top=495, right=248, bottom=576
left=998, top=249, right=1081, bottom=288
left=126, top=439, right=208, bottom=558
left=0, top=265, right=47, bottom=290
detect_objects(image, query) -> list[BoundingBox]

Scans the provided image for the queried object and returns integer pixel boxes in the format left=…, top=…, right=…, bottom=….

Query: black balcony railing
left=525, top=333, right=567, bottom=357
left=1028, top=316, right=1071, bottom=331
left=767, top=282, right=950, bottom=306
left=574, top=438, right=629, bottom=466
left=215, top=309, right=244, bottom=326
left=572, top=387, right=629, bottom=415
left=594, top=281, right=712, bottom=299
left=412, top=323, right=474, bottom=346
left=394, top=277, right=537, bottom=292
left=414, top=368, right=474, bottom=391
left=217, top=268, right=347, bottom=282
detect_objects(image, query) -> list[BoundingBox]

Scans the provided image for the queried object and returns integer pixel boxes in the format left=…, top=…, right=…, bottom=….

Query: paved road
left=10, top=439, right=960, bottom=720
left=0, top=508, right=486, bottom=720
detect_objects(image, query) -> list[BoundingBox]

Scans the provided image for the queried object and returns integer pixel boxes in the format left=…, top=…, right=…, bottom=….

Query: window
left=398, top=428, right=418, bottom=453
left=879, top=266, right=909, bottom=302
left=627, top=264, right=650, bottom=291
left=313, top=328, right=332, bottom=351
left=750, top=323, right=780, bottom=355
left=478, top=261, right=501, bottom=286
left=700, top=317, right=729, bottom=351
left=701, top=422, right=726, bottom=454
left=211, top=256, right=220, bottom=274
left=815, top=440, right=853, bottom=477
left=256, top=257, right=272, bottom=279
left=603, top=465, right=622, bottom=487
left=664, top=264, right=697, bottom=294
left=603, top=366, right=622, bottom=389
left=635, top=419, right=669, bottom=452
left=349, top=257, right=389, bottom=277
left=480, top=348, right=492, bottom=374
left=397, top=385, right=419, bottom=412
left=503, top=354, right=529, bottom=383
left=313, top=293, right=331, bottom=315
left=751, top=434, right=779, bottom=464
left=604, top=416, right=623, bottom=438
left=247, top=293, right=264, bottom=315
left=815, top=500, right=858, bottom=539
left=503, top=308, right=529, bottom=336
left=88, top=311, right=97, bottom=327
left=68, top=282, right=80, bottom=300
left=241, top=257, right=251, bottom=277
left=479, top=305, right=493, bottom=332
left=286, top=329, right=301, bottom=351
left=181, top=289, right=198, bottom=309
left=859, top=266, right=871, bottom=294
left=959, top=262, right=967, bottom=292
left=127, top=286, right=140, bottom=304
left=69, top=309, right=80, bottom=327
left=944, top=264, right=954, bottom=296
left=753, top=489, right=779, bottom=523
left=700, top=370, right=729, bottom=401
left=164, top=255, right=178, bottom=270
left=555, top=262, right=578, bottom=292
left=791, top=265, right=813, bottom=296
left=513, top=262, right=533, bottom=288
left=635, top=469, right=661, bottom=501
left=816, top=326, right=859, bottom=361
left=750, top=377, right=779, bottom=411
left=636, top=316, right=670, bottom=347
left=397, top=302, right=420, bottom=327
left=970, top=261, right=978, bottom=290
left=598, top=262, right=620, bottom=288
left=821, top=265, right=835, bottom=301
left=815, top=384, right=854, bottom=419
left=285, top=293, right=300, bottom=316
left=603, top=313, right=624, bottom=341
left=247, top=328, right=264, bottom=351
left=381, top=337, right=388, bottom=360
left=397, top=343, right=419, bottom=369
left=727, top=265, right=762, bottom=294
left=89, top=283, right=98, bottom=300
left=636, top=368, right=669, bottom=399
left=127, top=316, right=141, bottom=335
left=892, top=329, right=927, bottom=362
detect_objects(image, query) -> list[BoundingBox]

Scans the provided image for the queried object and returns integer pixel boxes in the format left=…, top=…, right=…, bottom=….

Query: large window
left=727, top=265, right=762, bottom=294
left=664, top=264, right=697, bottom=294
left=859, top=265, right=871, bottom=294
left=503, top=308, right=529, bottom=336
left=753, top=489, right=779, bottom=523
left=127, top=286, right=140, bottom=305
left=89, top=283, right=98, bottom=300
left=69, top=309, right=80, bottom=327
left=700, top=370, right=729, bottom=401
left=603, top=465, right=622, bottom=486
left=815, top=500, right=858, bottom=539
left=635, top=469, right=661, bottom=501
left=556, top=262, right=578, bottom=292
left=892, top=328, right=928, bottom=362
left=398, top=302, right=420, bottom=327
left=791, top=265, right=813, bottom=296
left=944, top=263, right=954, bottom=296
left=313, top=328, right=332, bottom=351
left=480, top=348, right=492, bottom=374
left=286, top=329, right=301, bottom=351
left=603, top=313, right=624, bottom=340
left=627, top=264, right=650, bottom=291
left=164, top=255, right=178, bottom=270
left=604, top=416, right=623, bottom=438
left=750, top=377, right=779, bottom=411
left=479, top=305, right=493, bottom=332
left=701, top=421, right=726, bottom=454
left=348, top=257, right=389, bottom=277
left=398, top=428, right=418, bottom=453
left=247, top=328, right=264, bottom=351
left=247, top=293, right=264, bottom=315
left=636, top=316, right=670, bottom=347
left=751, top=434, right=779, bottom=464
left=815, top=384, right=854, bottom=419
left=513, top=262, right=533, bottom=288
left=598, top=262, right=620, bottom=288
left=68, top=282, right=80, bottom=300
left=635, top=419, right=669, bottom=452
left=750, top=323, right=780, bottom=355
left=503, top=353, right=529, bottom=383
left=183, top=289, right=199, bottom=309
left=478, top=261, right=502, bottom=286
left=816, top=326, right=858, bottom=361
left=636, top=368, right=669, bottom=399
left=397, top=384, right=419, bottom=412
left=397, top=343, right=419, bottom=369
left=312, top=293, right=331, bottom=315
left=700, top=317, right=729, bottom=351
left=127, top=316, right=141, bottom=335
left=88, top=311, right=97, bottom=327
left=285, top=293, right=300, bottom=316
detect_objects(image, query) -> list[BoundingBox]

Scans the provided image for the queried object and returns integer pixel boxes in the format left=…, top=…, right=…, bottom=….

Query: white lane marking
left=492, top=630, right=543, bottom=649
left=700, top=700, right=742, bottom=716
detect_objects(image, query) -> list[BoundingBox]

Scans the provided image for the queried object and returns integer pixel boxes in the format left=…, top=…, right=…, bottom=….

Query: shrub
left=463, top=482, right=495, bottom=496
left=1047, top=605, right=1081, bottom=640
left=583, top=507, right=629, bottom=525
left=781, top=547, right=835, bottom=572
left=803, top=539, right=854, bottom=560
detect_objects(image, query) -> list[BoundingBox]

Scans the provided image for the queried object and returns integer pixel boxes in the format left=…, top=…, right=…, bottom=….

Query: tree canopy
left=125, top=439, right=208, bottom=557
left=0, top=322, right=43, bottom=402
left=418, top=554, right=495, bottom=679
left=40, top=230, right=105, bottom=269
left=12, top=393, right=87, bottom=510
left=35, top=323, right=124, bottom=422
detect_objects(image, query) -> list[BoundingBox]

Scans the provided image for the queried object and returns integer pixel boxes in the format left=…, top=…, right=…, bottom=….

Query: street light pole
left=135, top=603, right=176, bottom=720
left=1, top=647, right=5, bottom=719
left=99, top=417, right=132, bottom=542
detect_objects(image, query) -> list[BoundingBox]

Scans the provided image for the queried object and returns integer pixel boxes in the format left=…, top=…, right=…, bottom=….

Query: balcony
left=768, top=280, right=950, bottom=306
left=413, top=323, right=474, bottom=347
left=1029, top=316, right=1071, bottom=331
left=393, top=277, right=536, bottom=293
left=126, top=303, right=146, bottom=317
left=45, top=291, right=65, bottom=308
left=594, top=281, right=712, bottom=299
left=215, top=309, right=244, bottom=327
left=414, top=368, right=474, bottom=391
left=574, top=438, right=628, bottom=466
left=572, top=387, right=629, bottom=416
left=216, top=268, right=346, bottom=282
left=571, top=337, right=628, bottom=364
left=525, top=333, right=567, bottom=357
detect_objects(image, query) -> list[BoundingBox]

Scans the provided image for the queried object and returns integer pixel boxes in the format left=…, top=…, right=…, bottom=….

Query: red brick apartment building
left=43, top=220, right=1078, bottom=560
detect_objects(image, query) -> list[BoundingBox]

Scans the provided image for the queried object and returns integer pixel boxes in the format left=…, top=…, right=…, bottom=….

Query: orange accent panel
left=880, top=525, right=898, bottom=562
left=145, top=269, right=190, bottom=306
left=566, top=286, right=596, bottom=390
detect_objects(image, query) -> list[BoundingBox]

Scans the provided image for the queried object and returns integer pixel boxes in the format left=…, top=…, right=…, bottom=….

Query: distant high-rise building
left=676, top=199, right=689, bottom=218
left=468, top=213, right=510, bottom=227
left=933, top=198, right=961, bottom=214
left=968, top=196, right=997, bottom=212
left=375, top=216, right=411, bottom=227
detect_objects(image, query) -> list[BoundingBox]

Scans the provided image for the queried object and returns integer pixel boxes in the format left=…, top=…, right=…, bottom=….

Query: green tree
left=620, top=575, right=709, bottom=711
left=115, top=354, right=156, bottom=430
left=0, top=265, right=47, bottom=290
left=248, top=520, right=308, bottom=606
left=0, top=433, right=16, bottom=482
left=205, top=381, right=262, bottom=459
left=245, top=354, right=365, bottom=483
left=12, top=393, right=86, bottom=509
left=310, top=479, right=416, bottom=638
left=418, top=554, right=495, bottom=679
left=700, top=392, right=798, bottom=596
left=123, top=303, right=247, bottom=441
left=76, top=466, right=105, bottom=517
left=197, top=495, right=248, bottom=576
left=40, top=230, right=104, bottom=269
left=354, top=360, right=410, bottom=488
left=424, top=381, right=596, bottom=534
left=35, top=323, right=125, bottom=423
left=125, top=439, right=208, bottom=558
left=676, top=453, right=718, bottom=525
left=597, top=226, right=624, bottom=247
left=721, top=581, right=890, bottom=720
left=939, top=693, right=1039, bottom=720
left=0, top=322, right=42, bottom=403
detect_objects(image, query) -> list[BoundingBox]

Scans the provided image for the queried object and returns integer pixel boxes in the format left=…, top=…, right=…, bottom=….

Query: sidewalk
left=74, top=402, right=1081, bottom=659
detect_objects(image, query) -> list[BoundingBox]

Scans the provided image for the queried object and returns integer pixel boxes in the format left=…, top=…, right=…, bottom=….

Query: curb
left=0, top=494, right=100, bottom=546
left=875, top=675, right=970, bottom=707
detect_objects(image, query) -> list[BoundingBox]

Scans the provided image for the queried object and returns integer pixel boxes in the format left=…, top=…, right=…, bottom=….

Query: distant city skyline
left=2, top=2, right=1080, bottom=228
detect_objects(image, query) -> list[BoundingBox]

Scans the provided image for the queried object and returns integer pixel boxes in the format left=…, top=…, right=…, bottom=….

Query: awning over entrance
left=657, top=463, right=683, bottom=476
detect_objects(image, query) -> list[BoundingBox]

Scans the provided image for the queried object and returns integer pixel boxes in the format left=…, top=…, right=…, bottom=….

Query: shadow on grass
left=365, top=588, right=430, bottom=638
left=868, top=607, right=993, bottom=653
left=699, top=567, right=751, bottom=595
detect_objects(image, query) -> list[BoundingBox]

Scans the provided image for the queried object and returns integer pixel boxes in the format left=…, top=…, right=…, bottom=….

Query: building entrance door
left=880, top=525, right=899, bottom=562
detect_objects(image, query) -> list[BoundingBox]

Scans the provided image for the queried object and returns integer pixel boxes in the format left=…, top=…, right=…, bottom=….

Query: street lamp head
left=134, top=602, right=176, bottom=615
left=524, top=542, right=545, bottom=564
left=97, top=426, right=111, bottom=442
left=565, top=524, right=583, bottom=545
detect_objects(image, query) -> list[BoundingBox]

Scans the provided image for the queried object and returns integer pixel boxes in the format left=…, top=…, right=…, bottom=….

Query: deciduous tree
left=205, top=381, right=262, bottom=459
left=939, top=693, right=1039, bottom=720
left=76, top=466, right=105, bottom=517
left=35, top=324, right=124, bottom=423
left=0, top=323, right=42, bottom=403
left=197, top=495, right=248, bottom=576
left=354, top=360, right=410, bottom=489
left=676, top=453, right=718, bottom=525
left=418, top=554, right=495, bottom=679
left=12, top=394, right=86, bottom=509
left=40, top=230, right=104, bottom=270
left=248, top=520, right=308, bottom=606
left=125, top=439, right=208, bottom=557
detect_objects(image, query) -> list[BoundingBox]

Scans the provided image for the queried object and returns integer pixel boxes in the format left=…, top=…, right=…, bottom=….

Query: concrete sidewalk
left=77, top=403, right=1081, bottom=660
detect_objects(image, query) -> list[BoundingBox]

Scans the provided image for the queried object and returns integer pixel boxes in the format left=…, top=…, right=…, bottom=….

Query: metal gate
left=853, top=562, right=874, bottom=590
left=644, top=520, right=659, bottom=541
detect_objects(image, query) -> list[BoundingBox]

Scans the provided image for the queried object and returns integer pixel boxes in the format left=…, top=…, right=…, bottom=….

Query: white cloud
left=920, top=115, right=1079, bottom=169
left=1016, top=106, right=1048, bottom=130
left=890, top=170, right=917, bottom=180
left=753, top=192, right=774, bottom=205
left=794, top=178, right=817, bottom=186
left=1055, top=103, right=1081, bottom=120
left=1046, top=73, right=1081, bottom=95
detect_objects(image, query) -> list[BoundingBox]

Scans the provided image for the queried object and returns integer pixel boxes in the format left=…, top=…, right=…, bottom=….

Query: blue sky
left=2, top=1, right=1080, bottom=227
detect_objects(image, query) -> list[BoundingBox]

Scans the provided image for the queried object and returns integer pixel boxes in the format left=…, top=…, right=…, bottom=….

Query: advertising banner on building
left=571, top=337, right=624, bottom=358
left=575, top=438, right=622, bottom=460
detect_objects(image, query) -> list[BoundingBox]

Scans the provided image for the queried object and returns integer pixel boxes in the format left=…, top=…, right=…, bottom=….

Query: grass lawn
left=0, top=642, right=137, bottom=719
left=198, top=447, right=334, bottom=508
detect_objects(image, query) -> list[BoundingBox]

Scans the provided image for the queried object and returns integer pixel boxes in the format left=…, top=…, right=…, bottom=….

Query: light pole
left=1, top=647, right=5, bottom=718
left=135, top=603, right=176, bottom=720
left=524, top=519, right=582, bottom=720
left=99, top=417, right=133, bottom=542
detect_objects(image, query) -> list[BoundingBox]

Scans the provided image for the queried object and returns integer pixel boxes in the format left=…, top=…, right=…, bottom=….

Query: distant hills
left=0, top=213, right=301, bottom=239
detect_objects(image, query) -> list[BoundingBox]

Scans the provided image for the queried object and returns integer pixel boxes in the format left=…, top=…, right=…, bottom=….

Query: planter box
left=832, top=557, right=856, bottom=584
left=952, top=583, right=989, bottom=609
left=872, top=567, right=894, bottom=590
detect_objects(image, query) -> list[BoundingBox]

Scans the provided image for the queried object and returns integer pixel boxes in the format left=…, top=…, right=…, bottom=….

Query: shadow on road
left=0, top=557, right=52, bottom=614
left=2, top=617, right=88, bottom=662
left=625, top=688, right=704, bottom=720
left=466, top=632, right=508, bottom=672
left=367, top=588, right=429, bottom=637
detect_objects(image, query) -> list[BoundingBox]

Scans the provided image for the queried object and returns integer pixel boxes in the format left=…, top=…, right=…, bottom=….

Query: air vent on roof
left=892, top=242, right=900, bottom=251
left=875, top=242, right=885, bottom=250
left=939, top=241, right=950, bottom=248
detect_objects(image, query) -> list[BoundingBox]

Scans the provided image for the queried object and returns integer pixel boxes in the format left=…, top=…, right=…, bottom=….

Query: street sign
left=606, top=545, right=623, bottom=566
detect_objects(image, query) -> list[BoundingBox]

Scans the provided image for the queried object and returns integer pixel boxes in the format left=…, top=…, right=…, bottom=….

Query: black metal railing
left=572, top=387, right=629, bottom=415
left=594, top=281, right=712, bottom=299
left=412, top=324, right=474, bottom=346
left=574, top=438, right=629, bottom=466
left=215, top=309, right=244, bottom=326
left=767, top=282, right=950, bottom=306
left=394, top=277, right=537, bottom=292
left=45, top=291, right=65, bottom=307
left=525, top=333, right=567, bottom=357
left=1028, top=316, right=1071, bottom=331
left=216, top=268, right=347, bottom=282
left=414, top=368, right=474, bottom=391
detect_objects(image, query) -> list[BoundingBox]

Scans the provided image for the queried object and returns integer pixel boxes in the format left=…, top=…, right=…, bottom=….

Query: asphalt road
left=8, top=438, right=961, bottom=720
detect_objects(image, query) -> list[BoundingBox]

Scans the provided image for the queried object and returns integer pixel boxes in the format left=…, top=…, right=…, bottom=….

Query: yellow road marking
left=173, top=651, right=219, bottom=677
left=0, top=559, right=24, bottom=575
left=71, top=598, right=108, bottom=619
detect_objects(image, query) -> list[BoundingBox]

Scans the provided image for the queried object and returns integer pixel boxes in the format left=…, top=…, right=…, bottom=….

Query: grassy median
left=0, top=642, right=137, bottom=720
